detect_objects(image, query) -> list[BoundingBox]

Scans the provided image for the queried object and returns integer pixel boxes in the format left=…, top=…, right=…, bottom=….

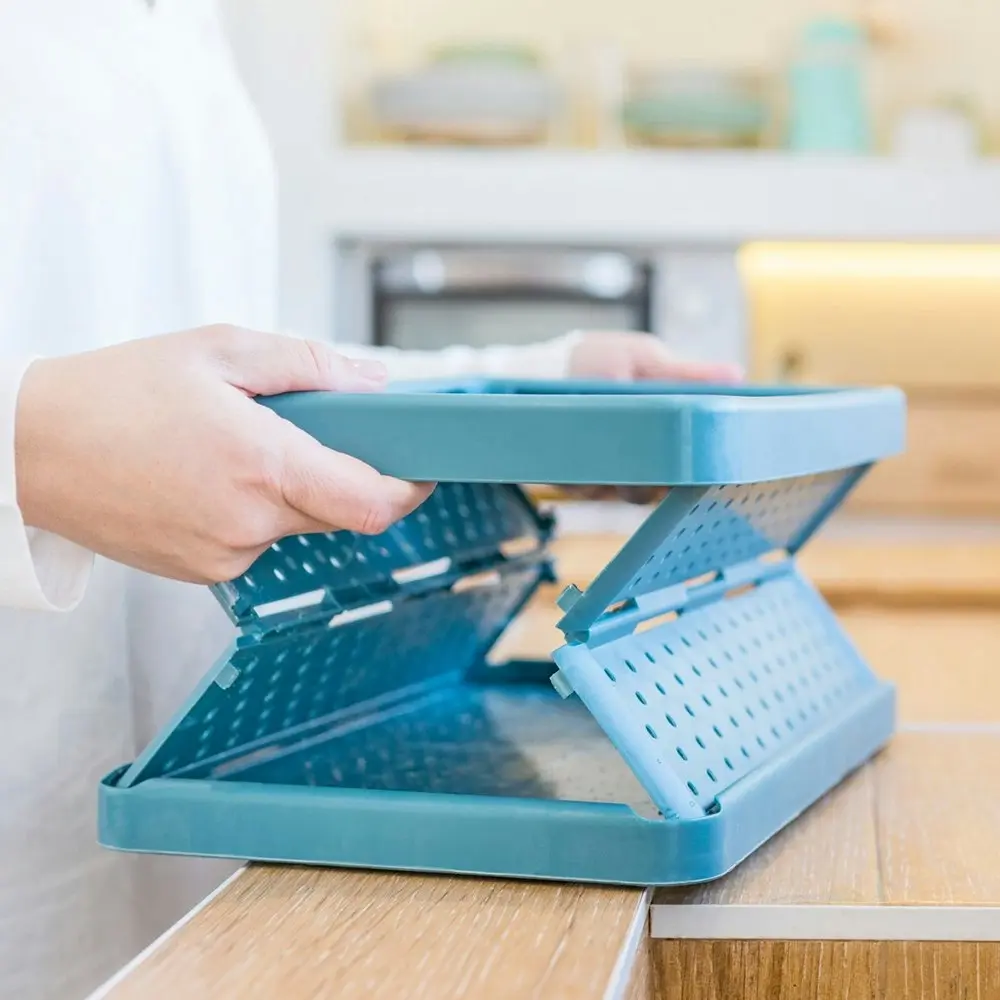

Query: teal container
left=97, top=381, right=907, bottom=887
left=787, top=18, right=870, bottom=153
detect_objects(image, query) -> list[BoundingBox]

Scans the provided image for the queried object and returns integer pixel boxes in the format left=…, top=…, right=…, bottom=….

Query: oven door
left=372, top=248, right=652, bottom=350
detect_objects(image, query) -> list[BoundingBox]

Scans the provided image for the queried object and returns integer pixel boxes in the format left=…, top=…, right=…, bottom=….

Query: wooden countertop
left=96, top=534, right=1000, bottom=1000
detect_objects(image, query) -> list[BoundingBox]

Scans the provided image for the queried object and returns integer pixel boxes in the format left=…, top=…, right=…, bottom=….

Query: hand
left=566, top=331, right=743, bottom=504
left=15, top=326, right=434, bottom=584
left=568, top=330, right=742, bottom=384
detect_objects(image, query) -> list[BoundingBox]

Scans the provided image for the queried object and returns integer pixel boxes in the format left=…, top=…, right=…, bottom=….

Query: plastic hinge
left=549, top=669, right=574, bottom=698
left=579, top=554, right=793, bottom=648
left=229, top=545, right=552, bottom=640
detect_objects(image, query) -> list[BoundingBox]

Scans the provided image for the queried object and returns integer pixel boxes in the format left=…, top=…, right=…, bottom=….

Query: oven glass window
left=378, top=299, right=643, bottom=351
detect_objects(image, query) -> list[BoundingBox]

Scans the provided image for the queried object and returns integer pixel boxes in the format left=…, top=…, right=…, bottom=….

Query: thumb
left=210, top=328, right=388, bottom=397
left=638, top=356, right=745, bottom=383
left=634, top=341, right=743, bottom=383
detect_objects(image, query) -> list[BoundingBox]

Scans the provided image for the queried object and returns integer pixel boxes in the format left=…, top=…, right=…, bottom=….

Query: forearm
left=0, top=357, right=93, bottom=611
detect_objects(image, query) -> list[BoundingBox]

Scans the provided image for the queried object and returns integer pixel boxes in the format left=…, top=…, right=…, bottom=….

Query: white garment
left=0, top=3, right=575, bottom=998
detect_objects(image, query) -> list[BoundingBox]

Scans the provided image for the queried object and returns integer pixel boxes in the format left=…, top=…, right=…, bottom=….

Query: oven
left=370, top=247, right=653, bottom=350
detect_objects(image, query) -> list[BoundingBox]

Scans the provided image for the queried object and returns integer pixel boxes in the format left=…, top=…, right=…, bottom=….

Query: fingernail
left=345, top=359, right=388, bottom=387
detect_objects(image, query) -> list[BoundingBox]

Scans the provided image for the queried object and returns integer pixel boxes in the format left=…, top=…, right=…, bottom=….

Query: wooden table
left=93, top=536, right=1000, bottom=1000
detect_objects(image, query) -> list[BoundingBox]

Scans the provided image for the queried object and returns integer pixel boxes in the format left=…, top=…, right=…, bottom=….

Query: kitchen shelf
left=323, top=147, right=1000, bottom=244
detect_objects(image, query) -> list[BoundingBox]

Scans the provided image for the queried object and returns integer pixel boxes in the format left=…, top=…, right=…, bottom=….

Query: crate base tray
left=99, top=671, right=895, bottom=887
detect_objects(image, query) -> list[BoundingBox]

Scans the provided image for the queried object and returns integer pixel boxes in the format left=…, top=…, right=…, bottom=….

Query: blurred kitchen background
left=220, top=0, right=1000, bottom=532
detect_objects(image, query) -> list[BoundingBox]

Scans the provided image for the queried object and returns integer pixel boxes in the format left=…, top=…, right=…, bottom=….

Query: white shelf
left=323, top=147, right=1000, bottom=245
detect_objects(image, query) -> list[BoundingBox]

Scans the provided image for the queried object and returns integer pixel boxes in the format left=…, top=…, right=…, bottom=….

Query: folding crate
left=99, top=380, right=905, bottom=885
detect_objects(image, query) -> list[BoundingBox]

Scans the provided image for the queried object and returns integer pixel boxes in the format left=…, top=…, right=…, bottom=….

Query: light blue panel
left=262, top=380, right=906, bottom=486
left=556, top=466, right=868, bottom=637
left=553, top=568, right=882, bottom=820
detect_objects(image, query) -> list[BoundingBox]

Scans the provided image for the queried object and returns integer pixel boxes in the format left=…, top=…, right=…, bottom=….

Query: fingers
left=276, top=427, right=435, bottom=538
left=206, top=326, right=388, bottom=397
left=636, top=350, right=744, bottom=384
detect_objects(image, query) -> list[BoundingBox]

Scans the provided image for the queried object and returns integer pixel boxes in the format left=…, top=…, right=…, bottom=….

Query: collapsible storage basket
left=99, top=380, right=905, bottom=885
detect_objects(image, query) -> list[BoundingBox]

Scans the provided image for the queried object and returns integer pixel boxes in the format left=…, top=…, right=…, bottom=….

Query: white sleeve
left=0, top=358, right=93, bottom=611
left=335, top=331, right=583, bottom=383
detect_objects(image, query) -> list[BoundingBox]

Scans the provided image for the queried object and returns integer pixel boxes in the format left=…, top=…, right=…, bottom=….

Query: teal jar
left=787, top=18, right=870, bottom=153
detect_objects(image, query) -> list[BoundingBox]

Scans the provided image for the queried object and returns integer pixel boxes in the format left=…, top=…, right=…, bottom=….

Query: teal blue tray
left=99, top=380, right=905, bottom=885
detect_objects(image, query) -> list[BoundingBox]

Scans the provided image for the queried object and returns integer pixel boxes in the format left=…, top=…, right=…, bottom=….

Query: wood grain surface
left=105, top=868, right=646, bottom=1000
left=651, top=735, right=1000, bottom=998
left=876, top=734, right=1000, bottom=907
left=655, top=734, right=1000, bottom=911
left=653, top=940, right=1000, bottom=999
left=842, top=609, right=1000, bottom=725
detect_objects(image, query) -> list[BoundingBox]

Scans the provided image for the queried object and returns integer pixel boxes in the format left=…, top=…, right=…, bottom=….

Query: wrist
left=15, top=357, right=69, bottom=532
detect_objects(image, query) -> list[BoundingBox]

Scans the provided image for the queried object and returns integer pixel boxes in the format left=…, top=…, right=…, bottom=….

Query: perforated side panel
left=554, top=570, right=880, bottom=817
left=624, top=472, right=850, bottom=601
left=124, top=566, right=544, bottom=784
left=214, top=483, right=545, bottom=624
left=561, top=470, right=858, bottom=635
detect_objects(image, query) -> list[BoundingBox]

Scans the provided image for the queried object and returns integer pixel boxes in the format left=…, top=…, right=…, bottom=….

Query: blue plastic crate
left=98, top=380, right=905, bottom=885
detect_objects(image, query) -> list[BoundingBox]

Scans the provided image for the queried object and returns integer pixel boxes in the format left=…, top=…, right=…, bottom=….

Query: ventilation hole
left=636, top=691, right=648, bottom=706
left=707, top=769, right=718, bottom=783
left=724, top=756, right=734, bottom=771
left=712, top=725, right=724, bottom=739
left=604, top=667, right=616, bottom=682
left=760, top=698, right=771, bottom=710
left=645, top=724, right=658, bottom=739
left=666, top=713, right=677, bottom=728
left=663, top=643, right=674, bottom=656
left=687, top=780, right=700, bottom=797
left=708, top=657, right=718, bottom=668
left=674, top=672, right=685, bottom=687
left=694, top=735, right=707, bottom=750
left=729, top=714, right=740, bottom=729
left=786, top=718, right=796, bottom=732
left=741, top=745, right=751, bottom=759
left=273, top=568, right=286, bottom=582
left=681, top=636, right=692, bottom=648
left=771, top=725, right=782, bottom=740
left=746, top=707, right=755, bottom=720
left=691, top=665, right=703, bottom=679
left=757, top=735, right=767, bottom=749
left=677, top=747, right=688, bottom=762
left=685, top=703, right=696, bottom=718
left=655, top=682, right=667, bottom=695
left=702, top=694, right=713, bottom=708
left=625, top=660, right=637, bottom=673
